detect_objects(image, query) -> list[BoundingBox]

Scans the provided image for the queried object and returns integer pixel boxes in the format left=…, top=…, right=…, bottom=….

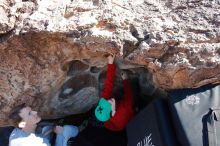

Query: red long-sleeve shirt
left=101, top=64, right=134, bottom=131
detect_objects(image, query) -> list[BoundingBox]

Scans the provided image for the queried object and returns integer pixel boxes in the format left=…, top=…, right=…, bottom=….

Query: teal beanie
left=95, top=98, right=112, bottom=122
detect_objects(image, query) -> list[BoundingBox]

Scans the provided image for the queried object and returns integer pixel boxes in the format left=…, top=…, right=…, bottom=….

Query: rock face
left=0, top=0, right=219, bottom=125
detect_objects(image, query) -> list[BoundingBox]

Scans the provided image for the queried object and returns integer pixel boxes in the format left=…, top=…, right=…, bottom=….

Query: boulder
left=0, top=0, right=219, bottom=126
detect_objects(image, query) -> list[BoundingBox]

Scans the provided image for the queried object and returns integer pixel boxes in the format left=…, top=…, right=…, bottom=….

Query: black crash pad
left=126, top=99, right=177, bottom=146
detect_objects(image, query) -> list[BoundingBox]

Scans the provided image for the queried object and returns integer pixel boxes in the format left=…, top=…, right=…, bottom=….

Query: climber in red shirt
left=95, top=54, right=134, bottom=131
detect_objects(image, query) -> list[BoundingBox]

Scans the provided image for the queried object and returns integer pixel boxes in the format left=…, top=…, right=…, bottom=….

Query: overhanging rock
left=0, top=0, right=219, bottom=126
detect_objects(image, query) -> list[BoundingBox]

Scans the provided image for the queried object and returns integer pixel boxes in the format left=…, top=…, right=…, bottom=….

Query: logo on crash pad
left=185, top=95, right=200, bottom=105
